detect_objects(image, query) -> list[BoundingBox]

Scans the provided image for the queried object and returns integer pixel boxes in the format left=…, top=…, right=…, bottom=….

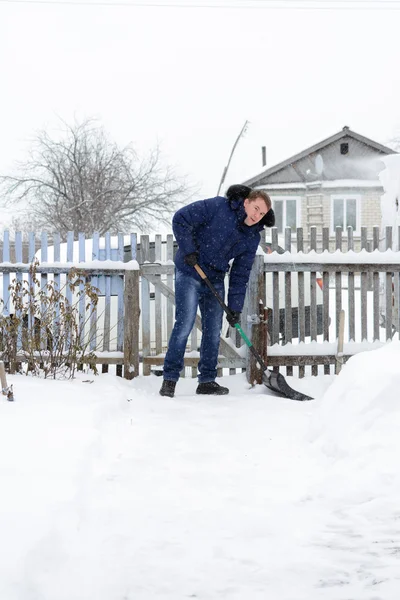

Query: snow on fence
left=1, top=226, right=400, bottom=379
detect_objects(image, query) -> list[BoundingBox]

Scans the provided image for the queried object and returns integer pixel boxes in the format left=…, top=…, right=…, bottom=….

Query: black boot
left=159, top=380, right=177, bottom=398
left=196, top=381, right=229, bottom=395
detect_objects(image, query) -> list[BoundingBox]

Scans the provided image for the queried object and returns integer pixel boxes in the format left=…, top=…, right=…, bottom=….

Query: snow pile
left=311, top=342, right=400, bottom=471
left=303, top=344, right=400, bottom=598
left=3, top=356, right=400, bottom=598
left=309, top=342, right=400, bottom=504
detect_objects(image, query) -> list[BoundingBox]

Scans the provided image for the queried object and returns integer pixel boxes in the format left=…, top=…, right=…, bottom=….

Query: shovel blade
left=262, top=370, right=313, bottom=401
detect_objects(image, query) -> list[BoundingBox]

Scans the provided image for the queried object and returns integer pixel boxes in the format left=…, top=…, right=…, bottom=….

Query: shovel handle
left=193, top=263, right=264, bottom=362
left=193, top=263, right=207, bottom=280
left=193, top=263, right=230, bottom=315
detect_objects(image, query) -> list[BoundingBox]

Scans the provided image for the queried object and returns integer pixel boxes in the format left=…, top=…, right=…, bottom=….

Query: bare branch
left=0, top=117, right=196, bottom=238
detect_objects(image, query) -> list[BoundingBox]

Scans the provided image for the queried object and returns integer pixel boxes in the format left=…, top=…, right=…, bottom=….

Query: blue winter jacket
left=173, top=195, right=264, bottom=312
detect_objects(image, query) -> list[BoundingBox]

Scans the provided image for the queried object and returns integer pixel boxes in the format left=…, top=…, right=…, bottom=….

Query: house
left=244, top=126, right=397, bottom=248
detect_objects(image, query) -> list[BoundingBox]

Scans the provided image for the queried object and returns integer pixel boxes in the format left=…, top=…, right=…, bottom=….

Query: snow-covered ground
left=1, top=344, right=400, bottom=600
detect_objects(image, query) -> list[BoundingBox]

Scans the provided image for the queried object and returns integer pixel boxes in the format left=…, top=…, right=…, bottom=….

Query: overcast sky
left=1, top=0, right=400, bottom=210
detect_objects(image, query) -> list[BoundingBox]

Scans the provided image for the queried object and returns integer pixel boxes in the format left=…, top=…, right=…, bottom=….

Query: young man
left=160, top=184, right=274, bottom=398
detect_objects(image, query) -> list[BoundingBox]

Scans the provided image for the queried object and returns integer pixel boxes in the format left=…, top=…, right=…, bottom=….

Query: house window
left=340, top=142, right=349, bottom=155
left=271, top=197, right=300, bottom=234
left=331, top=194, right=360, bottom=234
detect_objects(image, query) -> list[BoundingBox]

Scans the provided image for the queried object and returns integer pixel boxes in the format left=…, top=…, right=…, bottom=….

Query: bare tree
left=1, top=119, right=193, bottom=238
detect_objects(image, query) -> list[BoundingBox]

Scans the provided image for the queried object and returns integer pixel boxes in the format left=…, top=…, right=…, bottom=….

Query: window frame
left=270, top=196, right=301, bottom=235
left=330, top=193, right=361, bottom=236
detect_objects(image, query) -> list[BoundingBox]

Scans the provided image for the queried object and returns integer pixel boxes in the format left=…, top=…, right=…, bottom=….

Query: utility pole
left=216, top=120, right=249, bottom=196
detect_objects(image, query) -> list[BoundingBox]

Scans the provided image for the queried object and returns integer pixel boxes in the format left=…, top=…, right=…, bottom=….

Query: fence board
left=78, top=233, right=86, bottom=352
left=141, top=235, right=151, bottom=375
left=15, top=232, right=23, bottom=356
left=284, top=228, right=293, bottom=377
left=271, top=228, right=280, bottom=346
left=347, top=227, right=355, bottom=342
left=322, top=227, right=330, bottom=374
left=373, top=226, right=380, bottom=341
left=297, top=228, right=305, bottom=378
left=53, top=233, right=61, bottom=349
left=89, top=232, right=99, bottom=352
left=335, top=227, right=343, bottom=340
left=310, top=227, right=317, bottom=376
left=155, top=234, right=162, bottom=356
left=102, top=233, right=112, bottom=373
left=116, top=232, right=124, bottom=377
left=398, top=226, right=400, bottom=335
left=40, top=232, right=48, bottom=353
left=360, top=227, right=368, bottom=341
left=124, top=234, right=139, bottom=379
left=27, top=233, right=35, bottom=339
left=2, top=231, right=10, bottom=318
left=385, top=226, right=393, bottom=340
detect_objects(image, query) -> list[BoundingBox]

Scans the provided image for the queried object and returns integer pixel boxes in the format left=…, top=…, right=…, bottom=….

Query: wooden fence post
left=124, top=270, right=140, bottom=379
left=246, top=254, right=265, bottom=385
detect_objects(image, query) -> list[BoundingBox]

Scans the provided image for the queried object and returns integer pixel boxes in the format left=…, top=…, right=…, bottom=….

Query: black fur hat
left=225, top=184, right=252, bottom=202
left=260, top=207, right=275, bottom=228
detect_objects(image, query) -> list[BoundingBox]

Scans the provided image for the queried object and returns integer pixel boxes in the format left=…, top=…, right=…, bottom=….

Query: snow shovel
left=193, top=264, right=313, bottom=402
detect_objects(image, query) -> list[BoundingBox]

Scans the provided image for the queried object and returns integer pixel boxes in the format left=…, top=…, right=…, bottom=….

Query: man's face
left=243, top=197, right=268, bottom=226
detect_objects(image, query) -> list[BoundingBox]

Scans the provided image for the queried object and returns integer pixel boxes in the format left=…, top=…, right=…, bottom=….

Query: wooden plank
left=27, top=232, right=35, bottom=338
left=40, top=232, right=48, bottom=353
left=141, top=236, right=151, bottom=375
left=116, top=232, right=124, bottom=377
left=143, top=356, right=246, bottom=369
left=124, top=234, right=139, bottom=379
left=335, top=227, right=343, bottom=339
left=297, top=228, right=305, bottom=378
left=373, top=226, right=380, bottom=341
left=89, top=232, right=99, bottom=352
left=65, top=231, right=74, bottom=352
left=0, top=264, right=129, bottom=275
left=322, top=227, right=330, bottom=375
left=3, top=259, right=400, bottom=275
left=154, top=234, right=162, bottom=356
left=246, top=254, right=265, bottom=384
left=124, top=270, right=140, bottom=379
left=265, top=355, right=351, bottom=367
left=385, top=226, right=393, bottom=340
left=393, top=226, right=400, bottom=333
left=15, top=232, right=23, bottom=355
left=284, top=228, right=293, bottom=377
left=10, top=353, right=126, bottom=365
left=53, top=233, right=61, bottom=347
left=102, top=232, right=111, bottom=373
left=2, top=231, right=10, bottom=319
left=271, top=228, right=280, bottom=345
left=360, top=227, right=368, bottom=341
left=78, top=232, right=86, bottom=352
left=335, top=309, right=345, bottom=374
left=310, top=227, right=317, bottom=376
left=347, top=227, right=355, bottom=342
left=139, top=262, right=400, bottom=274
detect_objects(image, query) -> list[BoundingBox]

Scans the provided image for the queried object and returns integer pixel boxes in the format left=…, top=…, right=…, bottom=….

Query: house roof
left=244, top=126, right=397, bottom=187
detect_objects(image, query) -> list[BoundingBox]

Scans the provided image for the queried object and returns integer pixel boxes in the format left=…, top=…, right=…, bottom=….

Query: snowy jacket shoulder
left=173, top=195, right=263, bottom=312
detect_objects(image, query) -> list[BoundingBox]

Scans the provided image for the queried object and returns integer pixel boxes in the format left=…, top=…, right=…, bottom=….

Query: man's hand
left=226, top=310, right=241, bottom=327
left=184, top=252, right=199, bottom=267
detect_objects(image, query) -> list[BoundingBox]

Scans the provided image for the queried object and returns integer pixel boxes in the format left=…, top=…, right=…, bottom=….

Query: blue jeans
left=163, top=268, right=224, bottom=383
